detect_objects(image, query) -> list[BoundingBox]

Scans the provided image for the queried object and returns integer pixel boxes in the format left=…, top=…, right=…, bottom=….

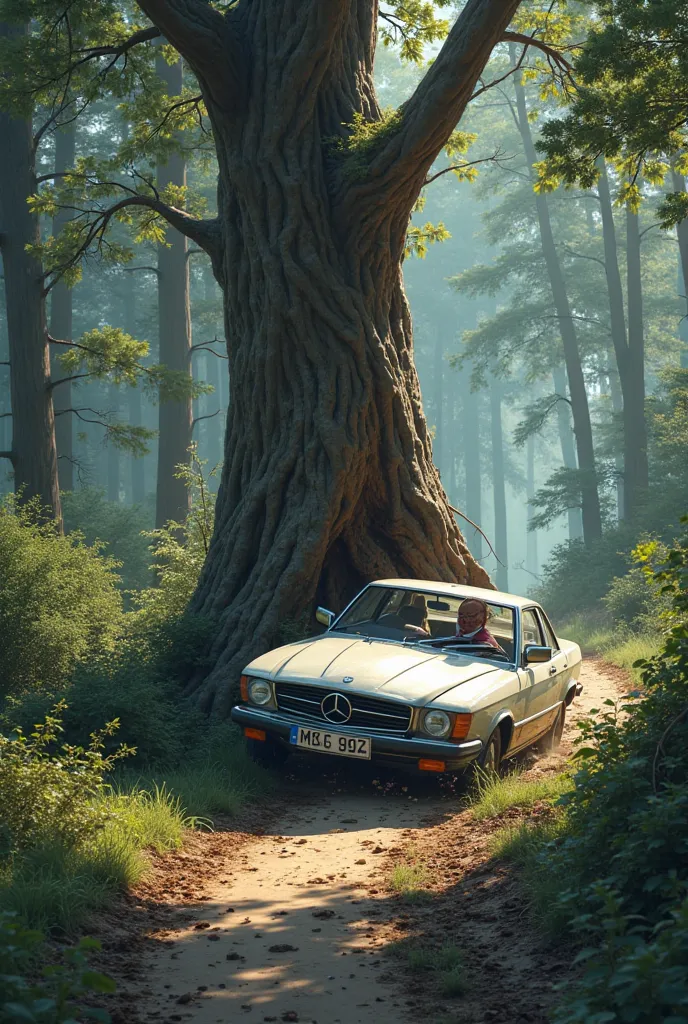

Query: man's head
left=457, top=598, right=489, bottom=634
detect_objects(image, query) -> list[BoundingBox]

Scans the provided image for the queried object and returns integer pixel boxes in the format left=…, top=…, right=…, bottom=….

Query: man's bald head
left=457, top=598, right=489, bottom=633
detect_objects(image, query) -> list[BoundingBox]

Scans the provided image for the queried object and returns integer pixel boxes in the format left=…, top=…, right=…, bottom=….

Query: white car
left=231, top=579, right=583, bottom=774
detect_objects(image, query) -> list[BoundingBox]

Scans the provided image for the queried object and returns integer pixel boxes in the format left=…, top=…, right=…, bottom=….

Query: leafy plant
left=0, top=912, right=115, bottom=1024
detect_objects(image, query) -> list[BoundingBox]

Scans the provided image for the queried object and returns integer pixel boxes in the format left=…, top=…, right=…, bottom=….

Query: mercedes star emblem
left=342, top=676, right=354, bottom=683
left=321, top=692, right=353, bottom=724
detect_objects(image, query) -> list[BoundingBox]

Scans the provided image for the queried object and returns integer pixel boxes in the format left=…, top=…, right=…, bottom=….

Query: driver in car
left=455, top=598, right=503, bottom=650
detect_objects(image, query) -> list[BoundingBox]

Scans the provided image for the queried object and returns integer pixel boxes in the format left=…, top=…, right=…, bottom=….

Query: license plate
left=289, top=726, right=371, bottom=759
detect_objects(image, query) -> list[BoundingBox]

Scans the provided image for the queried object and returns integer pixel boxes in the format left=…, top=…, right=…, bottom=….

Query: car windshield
left=333, top=586, right=515, bottom=661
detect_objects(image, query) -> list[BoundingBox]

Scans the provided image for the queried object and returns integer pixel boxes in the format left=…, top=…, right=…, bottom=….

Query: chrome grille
left=274, top=682, right=412, bottom=734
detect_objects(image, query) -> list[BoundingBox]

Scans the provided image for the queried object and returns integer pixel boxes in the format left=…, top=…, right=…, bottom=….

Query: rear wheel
left=477, top=727, right=502, bottom=775
left=246, top=737, right=289, bottom=768
left=537, top=704, right=566, bottom=753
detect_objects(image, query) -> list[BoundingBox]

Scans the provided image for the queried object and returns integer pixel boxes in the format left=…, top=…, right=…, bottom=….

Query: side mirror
left=315, top=606, right=335, bottom=628
left=524, top=644, right=553, bottom=664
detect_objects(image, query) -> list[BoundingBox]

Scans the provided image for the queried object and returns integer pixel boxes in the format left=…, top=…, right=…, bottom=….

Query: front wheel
left=477, top=727, right=502, bottom=775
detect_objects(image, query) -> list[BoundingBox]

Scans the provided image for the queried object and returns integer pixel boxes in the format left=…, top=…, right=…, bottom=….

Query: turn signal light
left=240, top=675, right=249, bottom=701
left=451, top=713, right=473, bottom=741
left=419, top=759, right=446, bottom=772
left=244, top=727, right=266, bottom=742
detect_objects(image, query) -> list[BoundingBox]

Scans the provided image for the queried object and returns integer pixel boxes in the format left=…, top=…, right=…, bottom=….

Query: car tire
left=477, top=727, right=502, bottom=775
left=538, top=704, right=566, bottom=753
left=246, top=737, right=288, bottom=768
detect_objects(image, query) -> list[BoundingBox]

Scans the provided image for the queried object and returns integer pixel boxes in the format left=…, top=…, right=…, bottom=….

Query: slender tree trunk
left=551, top=364, right=583, bottom=541
left=123, top=273, right=146, bottom=504
left=201, top=265, right=224, bottom=472
left=49, top=122, right=76, bottom=492
left=0, top=22, right=61, bottom=521
left=489, top=377, right=508, bottom=591
left=526, top=434, right=538, bottom=576
left=608, top=364, right=624, bottom=519
left=433, top=324, right=444, bottom=476
left=155, top=53, right=192, bottom=527
left=462, top=366, right=483, bottom=561
left=624, top=205, right=648, bottom=513
left=513, top=66, right=602, bottom=544
left=671, top=169, right=688, bottom=367
left=597, top=162, right=647, bottom=518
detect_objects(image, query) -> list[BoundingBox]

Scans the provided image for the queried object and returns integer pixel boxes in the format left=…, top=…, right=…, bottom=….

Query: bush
left=0, top=911, right=115, bottom=1023
left=0, top=497, right=123, bottom=700
left=61, top=488, right=153, bottom=594
left=0, top=705, right=132, bottom=856
left=526, top=520, right=688, bottom=1023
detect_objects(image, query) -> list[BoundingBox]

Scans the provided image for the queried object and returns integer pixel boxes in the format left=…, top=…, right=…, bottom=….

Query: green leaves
left=404, top=221, right=451, bottom=259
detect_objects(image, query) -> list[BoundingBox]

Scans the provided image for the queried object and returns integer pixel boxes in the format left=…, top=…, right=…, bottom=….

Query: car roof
left=370, top=579, right=539, bottom=610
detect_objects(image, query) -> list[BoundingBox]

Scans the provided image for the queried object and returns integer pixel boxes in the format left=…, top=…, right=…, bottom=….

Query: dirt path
left=104, top=658, right=624, bottom=1024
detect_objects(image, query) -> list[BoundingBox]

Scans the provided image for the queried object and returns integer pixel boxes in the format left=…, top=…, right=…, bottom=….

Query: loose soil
left=97, top=658, right=624, bottom=1024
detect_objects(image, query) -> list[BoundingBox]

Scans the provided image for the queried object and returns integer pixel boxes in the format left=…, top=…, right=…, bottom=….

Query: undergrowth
left=469, top=768, right=572, bottom=821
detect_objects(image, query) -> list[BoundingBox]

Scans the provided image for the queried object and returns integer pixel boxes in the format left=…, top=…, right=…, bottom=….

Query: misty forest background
left=2, top=3, right=688, bottom=1021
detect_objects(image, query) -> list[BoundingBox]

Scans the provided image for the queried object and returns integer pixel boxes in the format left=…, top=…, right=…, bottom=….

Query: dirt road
left=109, top=659, right=624, bottom=1024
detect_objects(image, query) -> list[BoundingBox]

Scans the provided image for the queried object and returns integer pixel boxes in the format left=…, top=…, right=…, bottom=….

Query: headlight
left=248, top=678, right=273, bottom=706
left=423, top=709, right=451, bottom=738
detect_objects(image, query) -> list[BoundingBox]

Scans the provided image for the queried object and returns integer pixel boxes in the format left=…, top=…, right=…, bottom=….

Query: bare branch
left=0, top=451, right=15, bottom=463
left=192, top=408, right=221, bottom=431
left=121, top=265, right=161, bottom=276
left=448, top=504, right=504, bottom=566
left=47, top=373, right=93, bottom=393
left=424, top=149, right=504, bottom=186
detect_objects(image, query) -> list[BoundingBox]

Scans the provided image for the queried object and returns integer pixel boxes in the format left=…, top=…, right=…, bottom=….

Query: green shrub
left=0, top=911, right=114, bottom=1023
left=0, top=706, right=132, bottom=856
left=62, top=488, right=153, bottom=594
left=525, top=520, right=688, bottom=1023
left=0, top=497, right=123, bottom=699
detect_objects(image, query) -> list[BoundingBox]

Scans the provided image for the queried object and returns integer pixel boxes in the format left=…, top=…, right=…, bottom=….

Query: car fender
left=487, top=709, right=515, bottom=755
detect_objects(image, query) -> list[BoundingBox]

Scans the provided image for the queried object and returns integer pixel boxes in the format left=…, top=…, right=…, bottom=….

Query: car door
left=537, top=608, right=571, bottom=703
left=512, top=608, right=559, bottom=750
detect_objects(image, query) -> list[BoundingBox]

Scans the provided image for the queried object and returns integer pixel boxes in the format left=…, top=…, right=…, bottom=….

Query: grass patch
left=389, top=854, right=431, bottom=903
left=0, top=783, right=190, bottom=933
left=469, top=768, right=572, bottom=821
left=386, top=940, right=467, bottom=998
left=602, top=632, right=660, bottom=684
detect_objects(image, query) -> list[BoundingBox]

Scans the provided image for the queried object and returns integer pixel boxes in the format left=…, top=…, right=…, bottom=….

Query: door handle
left=549, top=664, right=557, bottom=675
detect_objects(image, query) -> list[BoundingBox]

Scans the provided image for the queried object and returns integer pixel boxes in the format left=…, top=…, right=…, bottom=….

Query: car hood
left=244, top=634, right=501, bottom=704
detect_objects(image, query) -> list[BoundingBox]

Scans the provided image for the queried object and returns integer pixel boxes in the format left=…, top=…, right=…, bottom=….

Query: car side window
left=521, top=609, right=544, bottom=654
left=537, top=610, right=559, bottom=651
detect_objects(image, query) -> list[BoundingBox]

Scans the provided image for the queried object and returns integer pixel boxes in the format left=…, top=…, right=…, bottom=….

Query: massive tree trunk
left=0, top=22, right=61, bottom=521
left=155, top=52, right=192, bottom=527
left=135, top=0, right=519, bottom=712
left=512, top=66, right=602, bottom=545
left=624, top=204, right=648, bottom=513
left=489, top=376, right=508, bottom=591
left=49, top=122, right=76, bottom=492
left=597, top=162, right=647, bottom=519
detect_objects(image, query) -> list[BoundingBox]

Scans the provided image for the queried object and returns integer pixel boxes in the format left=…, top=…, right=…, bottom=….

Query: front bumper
left=230, top=704, right=483, bottom=771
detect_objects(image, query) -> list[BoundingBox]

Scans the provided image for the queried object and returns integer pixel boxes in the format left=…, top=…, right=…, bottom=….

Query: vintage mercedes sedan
left=230, top=580, right=583, bottom=774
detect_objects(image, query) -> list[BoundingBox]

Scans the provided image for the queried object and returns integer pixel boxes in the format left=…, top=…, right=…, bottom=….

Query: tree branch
left=47, top=373, right=93, bottom=393
left=192, top=408, right=221, bottom=431
left=501, top=31, right=572, bottom=72
left=73, top=25, right=161, bottom=62
left=133, top=0, right=244, bottom=111
left=0, top=451, right=15, bottom=464
left=366, top=0, right=522, bottom=210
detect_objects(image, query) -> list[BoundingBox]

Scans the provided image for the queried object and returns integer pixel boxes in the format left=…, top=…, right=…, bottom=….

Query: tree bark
left=134, top=0, right=520, bottom=712
left=597, top=162, right=647, bottom=519
left=0, top=22, right=61, bottom=522
left=123, top=273, right=146, bottom=504
left=526, top=433, right=539, bottom=578
left=155, top=52, right=192, bottom=527
left=551, top=365, right=583, bottom=540
left=512, top=66, right=602, bottom=545
left=624, top=204, right=648, bottom=514
left=671, top=169, right=688, bottom=368
left=489, top=377, right=508, bottom=591
left=49, top=121, right=76, bottom=492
